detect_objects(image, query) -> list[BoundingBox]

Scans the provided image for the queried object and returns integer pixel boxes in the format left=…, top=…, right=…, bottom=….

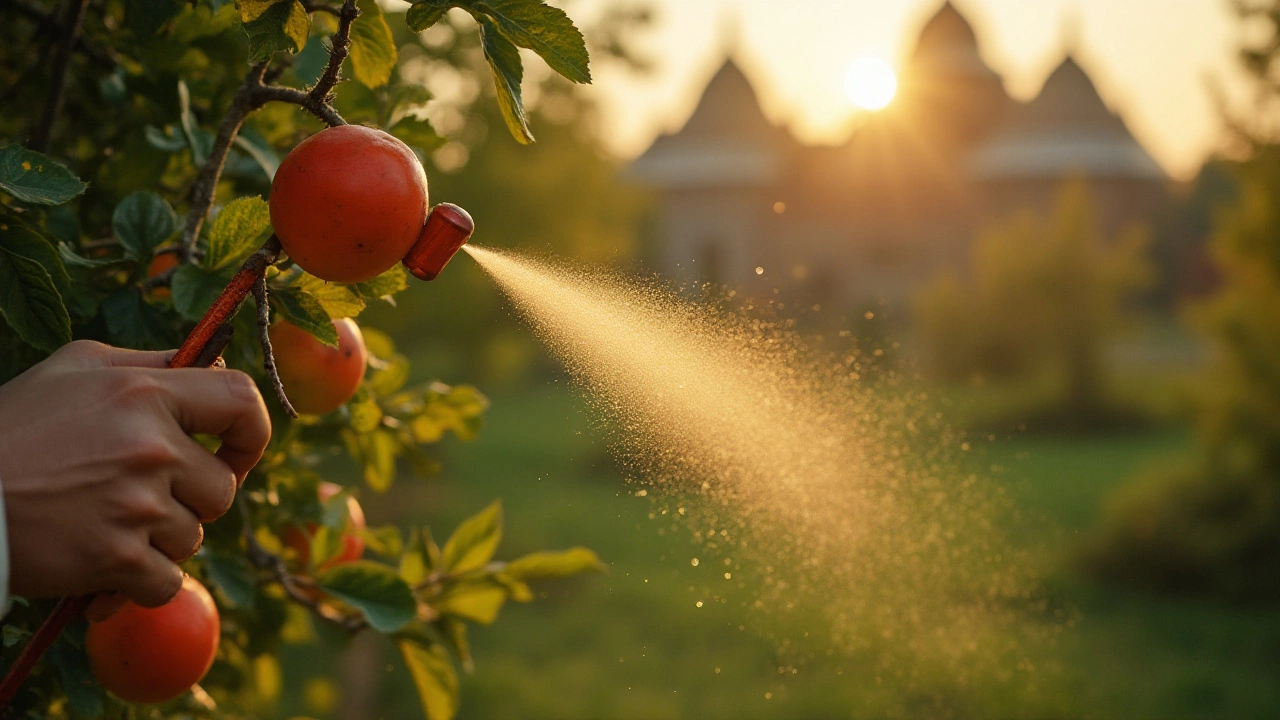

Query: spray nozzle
left=402, top=202, right=474, bottom=281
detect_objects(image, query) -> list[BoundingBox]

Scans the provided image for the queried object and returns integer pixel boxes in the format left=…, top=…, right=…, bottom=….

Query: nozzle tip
left=403, top=203, right=474, bottom=282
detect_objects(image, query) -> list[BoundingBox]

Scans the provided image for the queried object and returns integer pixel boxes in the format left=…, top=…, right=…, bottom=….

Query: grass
left=275, top=381, right=1280, bottom=720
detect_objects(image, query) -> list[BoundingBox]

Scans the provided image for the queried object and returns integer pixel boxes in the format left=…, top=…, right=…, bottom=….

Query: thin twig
left=309, top=0, right=359, bottom=102
left=29, top=0, right=92, bottom=152
left=252, top=275, right=298, bottom=418
left=238, top=499, right=368, bottom=632
left=180, top=63, right=269, bottom=259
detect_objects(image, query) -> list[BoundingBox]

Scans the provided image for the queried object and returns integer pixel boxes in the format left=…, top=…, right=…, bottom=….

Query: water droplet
left=696, top=601, right=703, bottom=607
left=690, top=558, right=699, bottom=567
left=755, top=266, right=764, bottom=275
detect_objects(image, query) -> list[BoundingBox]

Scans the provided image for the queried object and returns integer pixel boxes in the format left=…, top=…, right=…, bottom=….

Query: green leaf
left=503, top=547, right=605, bottom=581
left=471, top=0, right=591, bottom=84
left=366, top=354, right=409, bottom=397
left=361, top=428, right=399, bottom=491
left=400, top=526, right=428, bottom=584
left=478, top=18, right=533, bottom=144
left=126, top=0, right=183, bottom=36
left=0, top=234, right=71, bottom=353
left=348, top=390, right=384, bottom=432
left=171, top=263, right=231, bottom=321
left=316, top=561, right=416, bottom=632
left=439, top=500, right=502, bottom=574
left=204, top=551, right=257, bottom=608
left=399, top=640, right=459, bottom=720
left=102, top=289, right=176, bottom=350
left=238, top=0, right=311, bottom=63
left=112, top=191, right=177, bottom=258
left=389, top=116, right=446, bottom=152
left=144, top=125, right=189, bottom=152
left=405, top=1, right=452, bottom=32
left=1, top=218, right=70, bottom=301
left=348, top=0, right=397, bottom=89
left=47, top=632, right=103, bottom=718
left=273, top=286, right=338, bottom=346
left=1, top=625, right=30, bottom=648
left=309, top=525, right=346, bottom=569
left=356, top=264, right=410, bottom=304
left=291, top=273, right=366, bottom=318
left=360, top=525, right=403, bottom=557
left=0, top=145, right=87, bottom=205
left=432, top=581, right=506, bottom=624
left=205, top=196, right=271, bottom=271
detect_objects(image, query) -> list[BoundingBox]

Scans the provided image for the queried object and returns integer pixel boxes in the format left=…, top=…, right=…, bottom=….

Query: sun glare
left=844, top=57, right=898, bottom=111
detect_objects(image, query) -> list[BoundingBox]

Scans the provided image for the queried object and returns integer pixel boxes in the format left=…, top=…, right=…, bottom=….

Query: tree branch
left=252, top=85, right=346, bottom=126
left=252, top=275, right=299, bottom=418
left=28, top=0, right=92, bottom=152
left=310, top=0, right=359, bottom=102
left=180, top=63, right=270, bottom=258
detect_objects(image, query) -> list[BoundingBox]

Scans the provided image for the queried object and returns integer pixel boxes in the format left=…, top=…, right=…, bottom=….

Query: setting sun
left=844, top=56, right=898, bottom=111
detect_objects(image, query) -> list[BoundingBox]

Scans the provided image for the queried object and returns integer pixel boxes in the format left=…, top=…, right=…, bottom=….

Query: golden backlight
left=844, top=56, right=898, bottom=110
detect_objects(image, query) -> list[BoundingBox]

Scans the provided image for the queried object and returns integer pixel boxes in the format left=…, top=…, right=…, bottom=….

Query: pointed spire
left=1060, top=0, right=1084, bottom=56
left=718, top=6, right=743, bottom=58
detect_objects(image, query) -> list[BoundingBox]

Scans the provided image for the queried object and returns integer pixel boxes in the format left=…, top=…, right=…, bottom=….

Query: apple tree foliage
left=0, top=1, right=603, bottom=717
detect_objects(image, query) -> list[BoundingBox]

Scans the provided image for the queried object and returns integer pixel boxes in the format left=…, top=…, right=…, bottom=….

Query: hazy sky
left=568, top=0, right=1250, bottom=180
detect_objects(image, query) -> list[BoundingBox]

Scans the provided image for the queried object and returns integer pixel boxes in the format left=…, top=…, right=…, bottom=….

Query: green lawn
left=277, top=383, right=1280, bottom=720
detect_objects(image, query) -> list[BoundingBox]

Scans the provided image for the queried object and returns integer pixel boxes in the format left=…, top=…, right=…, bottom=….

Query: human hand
left=0, top=341, right=271, bottom=610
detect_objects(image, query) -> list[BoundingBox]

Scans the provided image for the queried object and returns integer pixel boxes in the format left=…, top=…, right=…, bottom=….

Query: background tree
left=913, top=179, right=1153, bottom=427
left=1083, top=0, right=1280, bottom=602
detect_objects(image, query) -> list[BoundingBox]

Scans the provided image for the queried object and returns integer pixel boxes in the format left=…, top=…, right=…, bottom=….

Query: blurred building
left=629, top=1, right=1175, bottom=310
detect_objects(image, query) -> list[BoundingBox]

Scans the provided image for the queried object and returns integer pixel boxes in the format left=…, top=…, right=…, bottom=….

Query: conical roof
left=677, top=59, right=778, bottom=143
left=907, top=1, right=1001, bottom=81
left=628, top=58, right=791, bottom=188
left=970, top=56, right=1165, bottom=179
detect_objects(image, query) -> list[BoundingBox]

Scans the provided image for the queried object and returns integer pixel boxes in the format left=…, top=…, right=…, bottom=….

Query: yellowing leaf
left=399, top=641, right=458, bottom=720
left=439, top=501, right=502, bottom=573
left=431, top=581, right=506, bottom=624
left=348, top=0, right=397, bottom=88
left=479, top=18, right=533, bottom=144
left=205, top=196, right=271, bottom=271
left=503, top=547, right=606, bottom=581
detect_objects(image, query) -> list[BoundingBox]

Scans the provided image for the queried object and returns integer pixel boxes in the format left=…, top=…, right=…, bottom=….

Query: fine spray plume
left=463, top=246, right=1058, bottom=689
